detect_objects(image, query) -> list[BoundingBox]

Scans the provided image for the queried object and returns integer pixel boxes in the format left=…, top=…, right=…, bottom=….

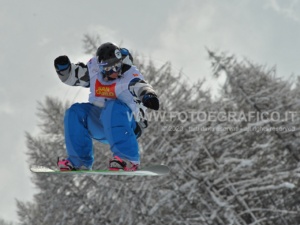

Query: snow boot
left=109, top=156, right=139, bottom=171
left=57, top=158, right=75, bottom=171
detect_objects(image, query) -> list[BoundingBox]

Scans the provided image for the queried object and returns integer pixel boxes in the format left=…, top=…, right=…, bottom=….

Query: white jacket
left=56, top=56, right=156, bottom=118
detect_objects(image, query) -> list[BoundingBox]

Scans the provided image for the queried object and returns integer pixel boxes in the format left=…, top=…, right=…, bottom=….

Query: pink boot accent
left=57, top=158, right=74, bottom=171
left=109, top=156, right=139, bottom=171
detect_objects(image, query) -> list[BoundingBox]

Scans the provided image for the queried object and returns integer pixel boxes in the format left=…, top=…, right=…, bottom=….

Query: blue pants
left=64, top=100, right=139, bottom=169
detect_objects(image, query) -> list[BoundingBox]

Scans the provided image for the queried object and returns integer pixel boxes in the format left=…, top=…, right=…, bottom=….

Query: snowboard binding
left=57, top=158, right=75, bottom=171
left=109, top=156, right=139, bottom=171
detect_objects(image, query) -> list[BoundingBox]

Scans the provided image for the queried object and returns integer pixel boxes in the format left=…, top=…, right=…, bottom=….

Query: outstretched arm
left=54, top=55, right=90, bottom=87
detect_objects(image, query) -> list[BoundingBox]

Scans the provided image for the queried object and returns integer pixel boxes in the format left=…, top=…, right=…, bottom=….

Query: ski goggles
left=99, top=61, right=122, bottom=77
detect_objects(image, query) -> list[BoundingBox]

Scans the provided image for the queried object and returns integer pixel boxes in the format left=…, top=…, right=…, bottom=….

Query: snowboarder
left=54, top=42, right=159, bottom=171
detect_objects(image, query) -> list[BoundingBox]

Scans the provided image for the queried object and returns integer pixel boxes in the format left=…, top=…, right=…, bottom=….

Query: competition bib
left=95, top=79, right=116, bottom=99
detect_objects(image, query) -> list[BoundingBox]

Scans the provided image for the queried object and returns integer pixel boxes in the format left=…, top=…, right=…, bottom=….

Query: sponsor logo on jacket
left=95, top=80, right=116, bottom=98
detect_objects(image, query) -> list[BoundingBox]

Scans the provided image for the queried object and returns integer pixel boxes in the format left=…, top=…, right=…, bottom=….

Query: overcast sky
left=1, top=0, right=300, bottom=222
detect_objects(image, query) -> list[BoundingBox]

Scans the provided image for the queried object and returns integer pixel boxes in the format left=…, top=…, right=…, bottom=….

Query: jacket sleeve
left=129, top=77, right=159, bottom=110
left=128, top=78, right=158, bottom=102
left=54, top=55, right=90, bottom=87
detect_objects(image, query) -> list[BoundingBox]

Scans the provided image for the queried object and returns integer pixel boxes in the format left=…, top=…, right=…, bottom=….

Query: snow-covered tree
left=17, top=36, right=300, bottom=225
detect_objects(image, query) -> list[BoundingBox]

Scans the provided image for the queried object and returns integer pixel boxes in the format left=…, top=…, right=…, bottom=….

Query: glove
left=54, top=55, right=71, bottom=72
left=142, top=94, right=159, bottom=110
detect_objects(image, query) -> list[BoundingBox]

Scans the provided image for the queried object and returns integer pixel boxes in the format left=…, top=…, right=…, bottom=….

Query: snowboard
left=30, top=165, right=170, bottom=176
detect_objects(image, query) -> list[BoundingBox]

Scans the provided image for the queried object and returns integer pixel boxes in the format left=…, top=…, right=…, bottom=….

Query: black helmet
left=96, top=42, right=122, bottom=66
